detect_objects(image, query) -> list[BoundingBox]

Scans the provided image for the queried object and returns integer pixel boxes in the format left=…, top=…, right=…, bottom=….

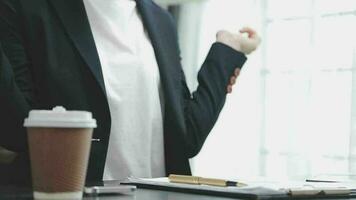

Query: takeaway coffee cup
left=24, top=106, right=97, bottom=200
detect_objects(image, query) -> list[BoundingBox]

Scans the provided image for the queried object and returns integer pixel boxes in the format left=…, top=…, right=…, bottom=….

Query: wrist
left=216, top=40, right=242, bottom=53
left=216, top=31, right=243, bottom=53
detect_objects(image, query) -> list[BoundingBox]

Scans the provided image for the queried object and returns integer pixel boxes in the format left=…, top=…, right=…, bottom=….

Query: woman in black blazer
left=0, top=0, right=259, bottom=186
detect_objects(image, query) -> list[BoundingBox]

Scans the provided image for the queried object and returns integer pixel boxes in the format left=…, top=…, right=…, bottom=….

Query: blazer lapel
left=136, top=0, right=186, bottom=132
left=47, top=0, right=106, bottom=94
left=136, top=0, right=180, bottom=98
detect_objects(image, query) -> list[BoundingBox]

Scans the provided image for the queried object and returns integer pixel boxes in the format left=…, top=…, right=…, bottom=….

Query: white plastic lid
left=24, top=106, right=97, bottom=128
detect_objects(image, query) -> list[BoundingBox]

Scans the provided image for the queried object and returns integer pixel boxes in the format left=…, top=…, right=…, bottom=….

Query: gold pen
left=168, top=174, right=248, bottom=187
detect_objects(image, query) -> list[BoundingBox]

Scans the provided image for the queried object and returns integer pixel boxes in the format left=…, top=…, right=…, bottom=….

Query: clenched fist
left=216, top=27, right=261, bottom=55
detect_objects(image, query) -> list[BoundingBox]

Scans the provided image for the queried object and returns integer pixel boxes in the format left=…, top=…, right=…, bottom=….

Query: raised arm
left=182, top=28, right=261, bottom=157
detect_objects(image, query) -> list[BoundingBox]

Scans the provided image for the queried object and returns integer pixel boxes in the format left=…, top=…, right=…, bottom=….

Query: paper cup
left=24, top=106, right=97, bottom=200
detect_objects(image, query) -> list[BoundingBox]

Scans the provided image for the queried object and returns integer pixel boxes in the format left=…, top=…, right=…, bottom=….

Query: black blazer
left=0, top=0, right=246, bottom=185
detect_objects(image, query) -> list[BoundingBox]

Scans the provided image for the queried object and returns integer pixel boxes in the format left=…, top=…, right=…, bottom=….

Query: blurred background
left=154, top=0, right=356, bottom=181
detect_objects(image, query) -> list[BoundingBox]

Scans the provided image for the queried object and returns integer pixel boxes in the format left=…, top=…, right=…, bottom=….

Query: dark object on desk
left=306, top=174, right=356, bottom=183
left=306, top=180, right=339, bottom=183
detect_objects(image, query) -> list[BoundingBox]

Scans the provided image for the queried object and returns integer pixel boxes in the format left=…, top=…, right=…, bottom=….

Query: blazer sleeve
left=0, top=0, right=34, bottom=152
left=182, top=43, right=247, bottom=158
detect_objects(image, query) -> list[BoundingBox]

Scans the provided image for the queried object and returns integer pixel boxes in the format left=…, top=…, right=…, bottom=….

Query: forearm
left=183, top=42, right=247, bottom=157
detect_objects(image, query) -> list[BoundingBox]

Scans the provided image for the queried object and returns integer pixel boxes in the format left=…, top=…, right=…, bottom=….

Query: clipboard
left=122, top=177, right=356, bottom=200
left=122, top=177, right=288, bottom=200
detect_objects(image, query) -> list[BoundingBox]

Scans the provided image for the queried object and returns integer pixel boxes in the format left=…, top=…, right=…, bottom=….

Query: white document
left=126, top=177, right=288, bottom=198
left=126, top=177, right=356, bottom=197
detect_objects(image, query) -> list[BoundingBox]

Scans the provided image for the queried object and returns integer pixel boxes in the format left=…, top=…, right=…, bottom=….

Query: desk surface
left=1, top=186, right=356, bottom=200
left=0, top=186, right=243, bottom=200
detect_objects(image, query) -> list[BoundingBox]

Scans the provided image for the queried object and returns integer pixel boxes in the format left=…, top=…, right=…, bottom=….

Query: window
left=262, top=0, right=356, bottom=179
left=181, top=0, right=356, bottom=180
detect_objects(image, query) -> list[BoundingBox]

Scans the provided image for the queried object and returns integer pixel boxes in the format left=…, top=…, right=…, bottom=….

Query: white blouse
left=84, top=0, right=166, bottom=180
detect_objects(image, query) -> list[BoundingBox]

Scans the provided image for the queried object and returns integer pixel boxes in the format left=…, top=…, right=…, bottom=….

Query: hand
left=227, top=68, right=240, bottom=94
left=216, top=27, right=261, bottom=55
